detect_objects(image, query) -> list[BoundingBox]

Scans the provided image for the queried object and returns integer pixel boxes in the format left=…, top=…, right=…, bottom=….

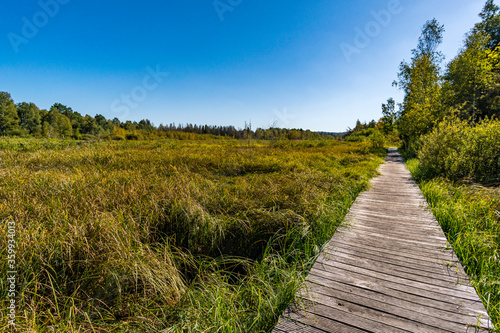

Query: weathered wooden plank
left=331, top=233, right=456, bottom=260
left=326, top=237, right=458, bottom=269
left=283, top=303, right=410, bottom=333
left=322, top=242, right=469, bottom=279
left=303, top=278, right=490, bottom=329
left=344, top=225, right=448, bottom=247
left=273, top=148, right=494, bottom=332
left=345, top=214, right=440, bottom=229
left=327, top=236, right=457, bottom=263
left=349, top=211, right=441, bottom=225
left=308, top=265, right=489, bottom=319
left=352, top=204, right=429, bottom=212
left=345, top=211, right=438, bottom=226
left=308, top=264, right=489, bottom=316
left=318, top=248, right=471, bottom=286
left=296, top=293, right=462, bottom=333
left=271, top=318, right=329, bottom=333
left=311, top=260, right=478, bottom=301
left=357, top=195, right=425, bottom=204
left=347, top=224, right=444, bottom=240
left=280, top=312, right=368, bottom=333
left=345, top=225, right=447, bottom=243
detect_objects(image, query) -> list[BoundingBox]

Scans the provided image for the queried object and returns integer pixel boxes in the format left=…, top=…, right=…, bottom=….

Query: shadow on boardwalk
left=273, top=148, right=493, bottom=333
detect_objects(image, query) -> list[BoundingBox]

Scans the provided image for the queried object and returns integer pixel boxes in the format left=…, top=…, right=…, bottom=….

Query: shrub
left=344, top=135, right=364, bottom=142
left=7, top=129, right=27, bottom=137
left=369, top=131, right=385, bottom=150
left=464, top=119, right=500, bottom=183
left=419, top=117, right=500, bottom=183
left=126, top=133, right=140, bottom=140
left=344, top=128, right=379, bottom=142
left=418, top=117, right=468, bottom=179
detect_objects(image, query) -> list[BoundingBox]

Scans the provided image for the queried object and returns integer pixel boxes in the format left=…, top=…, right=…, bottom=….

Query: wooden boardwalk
left=273, top=148, right=494, bottom=333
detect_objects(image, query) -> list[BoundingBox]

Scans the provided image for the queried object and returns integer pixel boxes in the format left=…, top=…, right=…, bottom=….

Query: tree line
left=0, top=92, right=336, bottom=141
left=380, top=0, right=500, bottom=157
left=0, top=93, right=151, bottom=139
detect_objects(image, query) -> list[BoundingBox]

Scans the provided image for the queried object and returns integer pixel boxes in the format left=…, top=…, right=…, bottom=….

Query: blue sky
left=0, top=0, right=488, bottom=132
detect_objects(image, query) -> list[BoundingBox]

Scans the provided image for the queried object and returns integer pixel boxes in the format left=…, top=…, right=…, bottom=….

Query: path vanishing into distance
left=273, top=148, right=494, bottom=333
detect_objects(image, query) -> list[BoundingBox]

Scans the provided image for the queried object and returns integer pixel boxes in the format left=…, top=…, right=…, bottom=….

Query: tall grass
left=407, top=159, right=500, bottom=331
left=0, top=138, right=383, bottom=332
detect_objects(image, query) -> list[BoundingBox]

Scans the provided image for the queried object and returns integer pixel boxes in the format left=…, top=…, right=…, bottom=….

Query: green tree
left=0, top=92, right=19, bottom=135
left=395, top=19, right=446, bottom=153
left=81, top=115, right=98, bottom=135
left=94, top=114, right=114, bottom=134
left=353, top=119, right=363, bottom=132
left=46, top=107, right=73, bottom=138
left=445, top=1, right=500, bottom=120
left=475, top=0, right=500, bottom=49
left=17, top=102, right=42, bottom=134
left=381, top=98, right=397, bottom=134
left=53, top=103, right=84, bottom=133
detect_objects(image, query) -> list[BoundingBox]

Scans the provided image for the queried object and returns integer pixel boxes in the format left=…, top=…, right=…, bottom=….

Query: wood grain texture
left=273, top=148, right=494, bottom=333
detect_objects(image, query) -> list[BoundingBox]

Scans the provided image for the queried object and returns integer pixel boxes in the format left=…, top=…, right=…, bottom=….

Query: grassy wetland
left=4, top=0, right=500, bottom=331
left=0, top=138, right=384, bottom=332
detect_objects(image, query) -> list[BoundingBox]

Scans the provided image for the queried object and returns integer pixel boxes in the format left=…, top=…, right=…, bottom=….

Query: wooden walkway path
left=273, top=148, right=494, bottom=332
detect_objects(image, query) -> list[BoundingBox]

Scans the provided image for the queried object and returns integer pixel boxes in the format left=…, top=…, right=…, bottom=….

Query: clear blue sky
left=0, top=0, right=487, bottom=132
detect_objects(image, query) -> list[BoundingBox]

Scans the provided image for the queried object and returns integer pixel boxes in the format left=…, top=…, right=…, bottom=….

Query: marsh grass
left=407, top=159, right=500, bottom=331
left=0, top=138, right=383, bottom=332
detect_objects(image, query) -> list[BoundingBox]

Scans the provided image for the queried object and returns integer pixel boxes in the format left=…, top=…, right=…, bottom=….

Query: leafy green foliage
left=0, top=92, right=19, bottom=135
left=380, top=97, right=397, bottom=134
left=446, top=23, right=500, bottom=121
left=368, top=130, right=385, bottom=150
left=45, top=107, right=73, bottom=138
left=395, top=19, right=447, bottom=153
left=17, top=102, right=42, bottom=135
left=476, top=0, right=500, bottom=50
left=418, top=117, right=500, bottom=183
left=390, top=3, right=500, bottom=156
left=345, top=126, right=382, bottom=142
